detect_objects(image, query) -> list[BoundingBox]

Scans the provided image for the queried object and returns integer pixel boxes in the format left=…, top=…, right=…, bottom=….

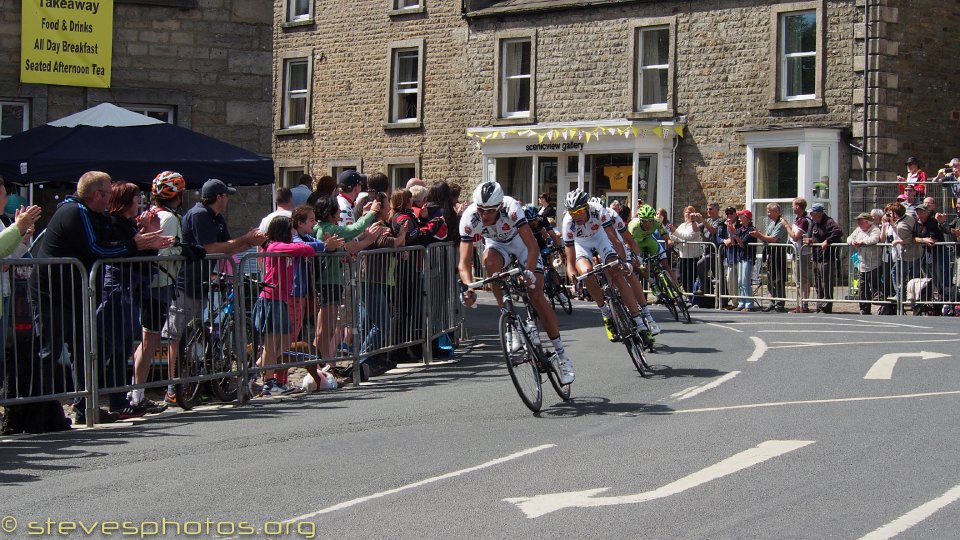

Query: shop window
left=635, top=26, right=669, bottom=111
left=0, top=100, right=29, bottom=139
left=495, top=157, right=533, bottom=202
left=285, top=0, right=312, bottom=23
left=499, top=38, right=532, bottom=118
left=122, top=104, right=174, bottom=124
left=388, top=44, right=423, bottom=125
left=281, top=57, right=310, bottom=130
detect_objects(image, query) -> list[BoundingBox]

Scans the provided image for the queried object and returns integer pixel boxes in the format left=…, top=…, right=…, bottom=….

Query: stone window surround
left=276, top=49, right=313, bottom=136
left=281, top=0, right=314, bottom=28
left=492, top=29, right=537, bottom=126
left=384, top=156, right=421, bottom=189
left=328, top=158, right=363, bottom=177
left=119, top=103, right=176, bottom=124
left=0, top=99, right=30, bottom=139
left=768, top=0, right=825, bottom=111
left=384, top=38, right=425, bottom=130
left=627, top=16, right=676, bottom=120
left=388, top=0, right=425, bottom=17
left=278, top=165, right=306, bottom=188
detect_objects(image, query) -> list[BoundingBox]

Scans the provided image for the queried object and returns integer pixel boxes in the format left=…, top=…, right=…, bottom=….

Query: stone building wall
left=0, top=0, right=274, bottom=235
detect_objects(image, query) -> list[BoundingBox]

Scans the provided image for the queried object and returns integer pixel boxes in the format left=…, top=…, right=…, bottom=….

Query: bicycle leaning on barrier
left=465, top=263, right=571, bottom=412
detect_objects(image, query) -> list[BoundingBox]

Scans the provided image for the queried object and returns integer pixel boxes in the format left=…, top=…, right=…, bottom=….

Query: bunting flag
left=466, top=123, right=680, bottom=143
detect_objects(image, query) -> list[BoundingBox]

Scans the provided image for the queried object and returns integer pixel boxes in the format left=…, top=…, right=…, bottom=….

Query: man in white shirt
left=258, top=187, right=294, bottom=232
left=336, top=170, right=364, bottom=226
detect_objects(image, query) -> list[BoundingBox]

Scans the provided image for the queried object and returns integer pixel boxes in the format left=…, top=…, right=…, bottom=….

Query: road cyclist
left=561, top=189, right=657, bottom=342
left=458, top=181, right=576, bottom=385
left=522, top=204, right=571, bottom=312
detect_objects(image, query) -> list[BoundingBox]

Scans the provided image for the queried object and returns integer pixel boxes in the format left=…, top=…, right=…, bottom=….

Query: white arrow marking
left=746, top=337, right=767, bottom=362
left=503, top=439, right=813, bottom=518
left=859, top=482, right=960, bottom=540
left=864, top=351, right=951, bottom=380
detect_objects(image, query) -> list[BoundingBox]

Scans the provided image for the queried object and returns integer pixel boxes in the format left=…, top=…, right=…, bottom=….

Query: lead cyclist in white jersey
left=562, top=189, right=654, bottom=341
left=458, top=181, right=575, bottom=384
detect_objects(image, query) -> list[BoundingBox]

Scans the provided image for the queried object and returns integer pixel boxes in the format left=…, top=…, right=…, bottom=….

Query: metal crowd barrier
left=0, top=258, right=90, bottom=410
left=849, top=179, right=958, bottom=224
left=423, top=242, right=460, bottom=363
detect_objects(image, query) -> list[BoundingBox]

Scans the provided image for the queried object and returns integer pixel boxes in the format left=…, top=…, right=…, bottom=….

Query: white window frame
left=394, top=0, right=421, bottom=9
left=285, top=0, right=312, bottom=23
left=780, top=10, right=817, bottom=101
left=280, top=167, right=305, bottom=188
left=280, top=55, right=311, bottom=131
left=499, top=37, right=533, bottom=119
left=390, top=47, right=421, bottom=124
left=122, top=104, right=175, bottom=124
left=744, top=128, right=841, bottom=219
left=0, top=100, right=29, bottom=139
left=636, top=26, right=669, bottom=111
left=769, top=1, right=823, bottom=108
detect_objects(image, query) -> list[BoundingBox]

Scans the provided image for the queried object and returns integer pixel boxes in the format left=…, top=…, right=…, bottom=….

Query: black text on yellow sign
left=20, top=0, right=114, bottom=88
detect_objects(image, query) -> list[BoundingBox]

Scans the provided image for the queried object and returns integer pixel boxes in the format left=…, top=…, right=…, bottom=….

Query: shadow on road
left=535, top=396, right=674, bottom=418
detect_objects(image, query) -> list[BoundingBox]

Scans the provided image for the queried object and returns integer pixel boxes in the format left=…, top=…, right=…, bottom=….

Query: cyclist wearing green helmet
left=629, top=204, right=682, bottom=291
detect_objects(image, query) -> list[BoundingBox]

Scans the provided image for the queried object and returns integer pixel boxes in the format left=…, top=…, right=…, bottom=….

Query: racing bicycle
left=579, top=260, right=652, bottom=377
left=641, top=251, right=692, bottom=323
left=466, top=263, right=571, bottom=412
left=540, top=246, right=573, bottom=315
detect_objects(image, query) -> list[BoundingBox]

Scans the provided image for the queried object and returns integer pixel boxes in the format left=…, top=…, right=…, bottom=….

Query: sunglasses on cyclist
left=569, top=205, right=588, bottom=218
left=477, top=205, right=499, bottom=214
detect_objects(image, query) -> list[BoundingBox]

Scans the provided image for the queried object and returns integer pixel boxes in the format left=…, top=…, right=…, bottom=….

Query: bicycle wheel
left=554, top=273, right=573, bottom=315
left=657, top=273, right=680, bottom=321
left=611, top=299, right=650, bottom=377
left=669, top=279, right=693, bottom=323
left=174, top=319, right=208, bottom=410
left=499, top=311, right=543, bottom=413
left=209, top=319, right=245, bottom=402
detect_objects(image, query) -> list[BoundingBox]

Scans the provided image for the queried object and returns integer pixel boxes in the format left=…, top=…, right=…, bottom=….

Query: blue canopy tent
left=0, top=103, right=274, bottom=188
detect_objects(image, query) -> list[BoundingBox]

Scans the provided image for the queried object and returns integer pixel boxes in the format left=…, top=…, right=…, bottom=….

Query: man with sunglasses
left=458, top=181, right=575, bottom=385
left=562, top=189, right=654, bottom=342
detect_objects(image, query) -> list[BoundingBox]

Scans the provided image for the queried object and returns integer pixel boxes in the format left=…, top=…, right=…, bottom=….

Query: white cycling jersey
left=459, top=196, right=527, bottom=243
left=562, top=201, right=617, bottom=262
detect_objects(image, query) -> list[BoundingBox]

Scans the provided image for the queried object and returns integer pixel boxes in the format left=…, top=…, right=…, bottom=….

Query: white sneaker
left=550, top=352, right=575, bottom=385
left=508, top=329, right=523, bottom=353
left=645, top=315, right=661, bottom=336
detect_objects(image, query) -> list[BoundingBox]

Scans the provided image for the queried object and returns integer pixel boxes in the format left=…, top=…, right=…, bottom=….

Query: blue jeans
left=359, top=283, right=390, bottom=357
left=737, top=260, right=754, bottom=308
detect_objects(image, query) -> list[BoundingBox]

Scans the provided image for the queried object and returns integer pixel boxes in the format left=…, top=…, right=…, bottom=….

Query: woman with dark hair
left=423, top=181, right=456, bottom=244
left=98, top=182, right=162, bottom=418
left=312, top=195, right=387, bottom=362
left=253, top=215, right=340, bottom=395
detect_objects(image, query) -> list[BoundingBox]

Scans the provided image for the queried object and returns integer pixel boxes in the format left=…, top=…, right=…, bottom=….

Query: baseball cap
left=201, top=179, right=237, bottom=198
left=736, top=209, right=752, bottom=220
left=337, top=170, right=364, bottom=189
left=724, top=206, right=736, bottom=214
left=945, top=158, right=960, bottom=167
left=855, top=212, right=872, bottom=220
left=896, top=194, right=908, bottom=202
left=903, top=184, right=916, bottom=191
left=810, top=203, right=826, bottom=213
left=905, top=156, right=919, bottom=165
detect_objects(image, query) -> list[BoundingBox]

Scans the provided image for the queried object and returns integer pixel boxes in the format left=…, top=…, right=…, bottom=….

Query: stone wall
left=0, top=0, right=274, bottom=235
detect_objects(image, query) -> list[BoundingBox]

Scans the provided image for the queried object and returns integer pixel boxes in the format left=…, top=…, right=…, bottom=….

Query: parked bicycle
left=640, top=251, right=692, bottom=323
left=578, top=260, right=652, bottom=377
left=540, top=246, right=573, bottom=315
left=465, top=263, right=571, bottom=413
left=175, top=272, right=272, bottom=409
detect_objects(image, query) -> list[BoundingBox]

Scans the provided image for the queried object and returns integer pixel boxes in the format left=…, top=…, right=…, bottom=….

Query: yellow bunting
left=585, top=132, right=593, bottom=143
left=631, top=127, right=639, bottom=138
left=537, top=133, right=546, bottom=143
left=652, top=125, right=664, bottom=139
left=673, top=125, right=685, bottom=138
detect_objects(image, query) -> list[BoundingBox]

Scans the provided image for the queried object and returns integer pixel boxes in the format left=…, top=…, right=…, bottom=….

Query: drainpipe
left=862, top=0, right=870, bottom=183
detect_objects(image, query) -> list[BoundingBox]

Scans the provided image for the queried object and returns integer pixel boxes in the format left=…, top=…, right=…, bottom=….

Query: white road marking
left=671, top=386, right=698, bottom=398
left=503, top=440, right=813, bottom=518
left=706, top=322, right=743, bottom=333
left=675, top=372, right=741, bottom=400
left=266, top=444, right=555, bottom=529
left=758, top=330, right=956, bottom=335
left=858, top=483, right=960, bottom=540
left=718, top=321, right=926, bottom=328
left=746, top=337, right=767, bottom=362
left=863, top=352, right=951, bottom=380
left=767, top=339, right=960, bottom=349
left=673, top=390, right=960, bottom=414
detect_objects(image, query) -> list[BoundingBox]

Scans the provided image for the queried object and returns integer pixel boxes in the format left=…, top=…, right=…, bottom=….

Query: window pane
left=754, top=148, right=798, bottom=200
left=1, top=104, right=27, bottom=138
left=396, top=0, right=420, bottom=7
left=289, top=61, right=307, bottom=91
left=506, top=78, right=530, bottom=114
left=641, top=28, right=669, bottom=66
left=785, top=12, right=816, bottom=54
left=786, top=56, right=815, bottom=96
left=397, top=51, right=418, bottom=84
left=293, top=0, right=309, bottom=16
left=641, top=67, right=668, bottom=106
left=504, top=40, right=530, bottom=77
left=288, top=96, right=306, bottom=126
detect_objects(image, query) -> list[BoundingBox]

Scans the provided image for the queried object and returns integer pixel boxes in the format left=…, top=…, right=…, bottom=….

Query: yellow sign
left=20, top=0, right=114, bottom=88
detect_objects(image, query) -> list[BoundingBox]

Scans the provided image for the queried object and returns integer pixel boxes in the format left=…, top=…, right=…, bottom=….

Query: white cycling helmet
left=565, top=189, right=589, bottom=209
left=588, top=197, right=604, bottom=206
left=472, top=181, right=504, bottom=207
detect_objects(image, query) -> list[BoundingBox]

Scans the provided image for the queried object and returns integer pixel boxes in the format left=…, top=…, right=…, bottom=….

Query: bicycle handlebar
left=465, top=266, right=522, bottom=290
left=575, top=259, right=622, bottom=282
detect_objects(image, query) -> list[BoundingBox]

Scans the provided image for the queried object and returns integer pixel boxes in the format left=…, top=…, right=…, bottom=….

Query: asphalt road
left=3, top=296, right=960, bottom=539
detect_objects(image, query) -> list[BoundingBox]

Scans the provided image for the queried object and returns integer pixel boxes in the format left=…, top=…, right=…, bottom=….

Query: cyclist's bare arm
left=604, top=225, right=627, bottom=260
left=518, top=223, right=541, bottom=275
left=458, top=241, right=477, bottom=305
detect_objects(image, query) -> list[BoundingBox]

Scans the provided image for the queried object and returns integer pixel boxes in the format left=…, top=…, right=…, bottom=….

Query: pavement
left=2, top=294, right=960, bottom=539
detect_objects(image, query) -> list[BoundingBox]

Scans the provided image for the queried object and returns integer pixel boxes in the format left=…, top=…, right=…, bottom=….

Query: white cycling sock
left=550, top=337, right=565, bottom=356
left=641, top=305, right=651, bottom=316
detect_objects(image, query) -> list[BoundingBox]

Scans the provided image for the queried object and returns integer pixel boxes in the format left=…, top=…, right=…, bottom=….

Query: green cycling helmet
left=637, top=204, right=656, bottom=219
